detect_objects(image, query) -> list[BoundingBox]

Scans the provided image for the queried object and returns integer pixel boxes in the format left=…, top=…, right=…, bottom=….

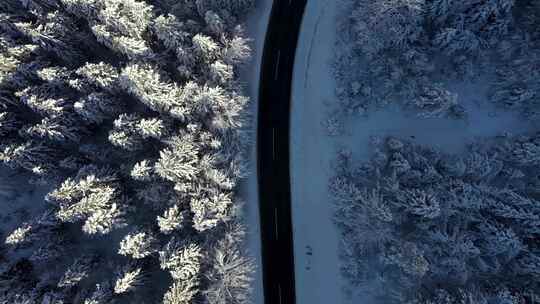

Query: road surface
left=257, top=0, right=307, bottom=304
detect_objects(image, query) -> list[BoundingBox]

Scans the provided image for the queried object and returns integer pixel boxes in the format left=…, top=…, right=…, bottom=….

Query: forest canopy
left=331, top=135, right=540, bottom=304
left=0, top=0, right=255, bottom=303
left=331, top=1, right=540, bottom=303
left=334, top=0, right=540, bottom=120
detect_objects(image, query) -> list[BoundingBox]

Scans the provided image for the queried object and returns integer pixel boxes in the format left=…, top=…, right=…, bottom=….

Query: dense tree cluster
left=330, top=135, right=540, bottom=304
left=490, top=1, right=540, bottom=119
left=0, top=0, right=254, bottom=303
left=334, top=0, right=540, bottom=119
left=331, top=1, right=540, bottom=301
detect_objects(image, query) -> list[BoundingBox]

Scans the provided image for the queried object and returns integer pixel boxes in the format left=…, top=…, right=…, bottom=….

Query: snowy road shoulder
left=290, top=0, right=345, bottom=303
left=239, top=1, right=272, bottom=303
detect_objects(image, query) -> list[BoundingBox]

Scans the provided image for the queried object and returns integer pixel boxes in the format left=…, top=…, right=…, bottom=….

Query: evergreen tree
left=113, top=264, right=144, bottom=294
left=118, top=230, right=157, bottom=259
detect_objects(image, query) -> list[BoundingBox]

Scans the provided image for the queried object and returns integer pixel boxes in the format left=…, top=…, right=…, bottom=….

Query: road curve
left=257, top=0, right=307, bottom=304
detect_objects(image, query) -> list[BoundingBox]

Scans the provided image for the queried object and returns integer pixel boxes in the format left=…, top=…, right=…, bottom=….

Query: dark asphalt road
left=257, top=0, right=307, bottom=304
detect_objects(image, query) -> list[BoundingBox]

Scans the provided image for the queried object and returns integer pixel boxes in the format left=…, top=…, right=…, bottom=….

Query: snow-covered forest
left=329, top=1, right=540, bottom=303
left=331, top=135, right=540, bottom=303
left=334, top=0, right=540, bottom=120
left=0, top=0, right=255, bottom=303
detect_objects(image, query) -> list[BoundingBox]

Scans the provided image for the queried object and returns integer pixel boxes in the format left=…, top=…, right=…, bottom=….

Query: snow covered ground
left=290, top=1, right=535, bottom=303
left=239, top=0, right=272, bottom=303
left=290, top=1, right=345, bottom=303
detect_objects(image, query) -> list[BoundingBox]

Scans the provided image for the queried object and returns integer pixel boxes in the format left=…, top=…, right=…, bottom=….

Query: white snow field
left=240, top=0, right=272, bottom=303
left=290, top=1, right=535, bottom=304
